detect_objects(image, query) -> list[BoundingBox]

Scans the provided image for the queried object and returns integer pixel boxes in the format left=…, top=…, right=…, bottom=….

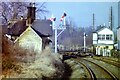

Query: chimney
left=92, top=13, right=95, bottom=31
left=109, top=6, right=113, bottom=30
left=27, top=3, right=36, bottom=25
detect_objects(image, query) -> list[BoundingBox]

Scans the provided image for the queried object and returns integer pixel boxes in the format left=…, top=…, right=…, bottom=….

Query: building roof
left=8, top=20, right=27, bottom=36
left=14, top=26, right=42, bottom=43
left=93, top=26, right=112, bottom=33
left=96, top=26, right=106, bottom=32
left=7, top=19, right=52, bottom=37
left=32, top=20, right=52, bottom=37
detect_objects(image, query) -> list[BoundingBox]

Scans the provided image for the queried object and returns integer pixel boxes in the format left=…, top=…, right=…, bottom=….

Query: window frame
left=106, top=34, right=112, bottom=40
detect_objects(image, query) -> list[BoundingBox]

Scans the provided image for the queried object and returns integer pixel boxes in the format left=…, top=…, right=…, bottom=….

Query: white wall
left=93, top=28, right=114, bottom=45
left=97, top=28, right=114, bottom=45
left=118, top=41, right=120, bottom=50
left=93, top=33, right=97, bottom=40
left=117, top=28, right=120, bottom=40
left=98, top=28, right=113, bottom=35
left=98, top=40, right=114, bottom=45
left=93, top=40, right=97, bottom=44
left=93, top=33, right=97, bottom=44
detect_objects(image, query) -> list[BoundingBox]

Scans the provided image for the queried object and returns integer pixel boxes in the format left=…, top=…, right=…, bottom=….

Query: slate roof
left=32, top=20, right=52, bottom=37
left=8, top=20, right=27, bottom=36
left=6, top=19, right=53, bottom=37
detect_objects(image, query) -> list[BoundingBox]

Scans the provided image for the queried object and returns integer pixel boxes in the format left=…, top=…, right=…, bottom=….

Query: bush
left=2, top=36, right=64, bottom=78
left=111, top=49, right=120, bottom=58
left=26, top=46, right=64, bottom=78
left=2, top=36, right=22, bottom=76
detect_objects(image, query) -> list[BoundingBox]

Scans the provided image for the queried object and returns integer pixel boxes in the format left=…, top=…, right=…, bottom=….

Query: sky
left=2, top=1, right=118, bottom=29
left=41, top=2, right=118, bottom=29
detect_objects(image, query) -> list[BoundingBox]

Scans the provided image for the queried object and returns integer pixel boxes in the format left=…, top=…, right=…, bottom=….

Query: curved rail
left=82, top=58, right=118, bottom=80
left=92, top=57, right=120, bottom=68
left=101, top=57, right=119, bottom=63
left=68, top=58, right=96, bottom=79
left=73, top=59, right=96, bottom=80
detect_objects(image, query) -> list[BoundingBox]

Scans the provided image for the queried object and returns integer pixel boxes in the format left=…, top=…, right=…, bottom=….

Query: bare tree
left=57, top=17, right=93, bottom=50
left=35, top=2, right=48, bottom=19
left=0, top=2, right=28, bottom=23
left=0, top=2, right=48, bottom=24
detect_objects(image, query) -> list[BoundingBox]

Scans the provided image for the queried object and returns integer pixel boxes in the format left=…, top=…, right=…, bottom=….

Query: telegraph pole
left=84, top=32, right=86, bottom=53
left=83, top=32, right=87, bottom=53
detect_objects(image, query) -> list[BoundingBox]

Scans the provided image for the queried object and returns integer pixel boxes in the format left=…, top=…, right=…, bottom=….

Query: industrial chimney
left=92, top=13, right=95, bottom=31
left=27, top=3, right=36, bottom=25
left=109, top=6, right=113, bottom=30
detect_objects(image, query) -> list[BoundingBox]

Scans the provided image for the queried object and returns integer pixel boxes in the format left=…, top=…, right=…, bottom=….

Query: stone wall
left=14, top=27, right=42, bottom=62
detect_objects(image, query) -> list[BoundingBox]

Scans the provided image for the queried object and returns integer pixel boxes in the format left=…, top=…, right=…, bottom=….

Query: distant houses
left=93, top=27, right=114, bottom=56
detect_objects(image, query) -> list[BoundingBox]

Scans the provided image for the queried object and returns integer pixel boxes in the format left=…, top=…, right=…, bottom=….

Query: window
left=106, top=35, right=109, bottom=40
left=98, top=35, right=101, bottom=40
left=98, top=34, right=105, bottom=40
left=102, top=35, right=105, bottom=40
left=106, top=34, right=112, bottom=40
left=109, top=35, right=112, bottom=40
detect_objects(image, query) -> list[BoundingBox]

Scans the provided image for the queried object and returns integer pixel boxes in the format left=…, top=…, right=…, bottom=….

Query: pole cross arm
left=57, top=29, right=65, bottom=38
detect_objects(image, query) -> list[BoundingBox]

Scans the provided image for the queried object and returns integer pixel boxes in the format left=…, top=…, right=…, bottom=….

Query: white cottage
left=93, top=27, right=114, bottom=56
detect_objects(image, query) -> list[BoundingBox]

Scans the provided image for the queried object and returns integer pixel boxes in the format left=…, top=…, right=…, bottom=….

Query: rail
left=73, top=59, right=96, bottom=80
left=82, top=58, right=118, bottom=79
left=92, top=57, right=120, bottom=68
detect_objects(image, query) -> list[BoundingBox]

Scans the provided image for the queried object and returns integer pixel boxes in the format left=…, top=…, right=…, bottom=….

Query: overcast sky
left=42, top=2, right=118, bottom=30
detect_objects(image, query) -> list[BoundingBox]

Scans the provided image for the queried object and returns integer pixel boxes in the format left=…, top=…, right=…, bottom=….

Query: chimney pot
left=27, top=3, right=36, bottom=24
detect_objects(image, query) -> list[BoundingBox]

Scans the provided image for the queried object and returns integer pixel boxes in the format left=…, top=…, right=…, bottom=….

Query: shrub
left=2, top=36, right=22, bottom=76
left=111, top=49, right=120, bottom=58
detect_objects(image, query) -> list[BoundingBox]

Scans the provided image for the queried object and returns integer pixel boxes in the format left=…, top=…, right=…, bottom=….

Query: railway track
left=62, top=51, right=119, bottom=79
left=83, top=57, right=120, bottom=79
left=72, top=59, right=96, bottom=80
left=67, top=59, right=96, bottom=79
left=64, top=57, right=118, bottom=79
left=79, top=58, right=118, bottom=79
left=92, top=57, right=120, bottom=68
left=102, top=57, right=120, bottom=62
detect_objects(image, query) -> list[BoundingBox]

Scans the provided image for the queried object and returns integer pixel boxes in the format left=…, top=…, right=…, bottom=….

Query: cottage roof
left=7, top=19, right=52, bottom=37
left=8, top=20, right=27, bottom=36
left=8, top=20, right=18, bottom=28
left=32, top=20, right=52, bottom=37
